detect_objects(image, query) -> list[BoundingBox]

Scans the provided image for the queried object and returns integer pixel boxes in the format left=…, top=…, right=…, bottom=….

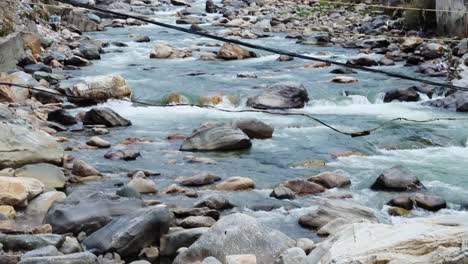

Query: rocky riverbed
left=1, top=0, right=468, bottom=263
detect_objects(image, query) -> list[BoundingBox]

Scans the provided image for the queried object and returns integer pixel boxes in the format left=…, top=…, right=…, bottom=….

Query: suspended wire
left=2, top=81, right=468, bottom=138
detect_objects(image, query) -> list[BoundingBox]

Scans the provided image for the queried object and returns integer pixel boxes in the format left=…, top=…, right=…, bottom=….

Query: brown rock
left=308, top=172, right=351, bottom=189
left=72, top=160, right=100, bottom=177
left=215, top=176, right=255, bottom=191
left=282, top=179, right=325, bottom=195
left=217, top=43, right=256, bottom=60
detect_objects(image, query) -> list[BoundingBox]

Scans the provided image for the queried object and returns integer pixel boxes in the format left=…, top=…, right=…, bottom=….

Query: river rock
left=0, top=234, right=64, bottom=251
left=0, top=73, right=30, bottom=103
left=217, top=43, right=256, bottom=60
left=383, top=87, right=420, bottom=102
left=205, top=0, right=218, bottom=13
left=104, top=147, right=141, bottom=161
left=203, top=256, right=222, bottom=264
left=330, top=67, right=357, bottom=74
left=14, top=163, right=66, bottom=189
left=160, top=227, right=209, bottom=256
left=296, top=238, right=315, bottom=254
left=247, top=82, right=309, bottom=109
left=388, top=193, right=447, bottom=212
left=133, top=34, right=150, bottom=43
left=65, top=75, right=132, bottom=104
left=346, top=55, right=378, bottom=67
left=71, top=160, right=100, bottom=177
left=173, top=213, right=295, bottom=264
left=0, top=205, right=16, bottom=219
left=297, top=33, right=330, bottom=45
left=173, top=207, right=220, bottom=220
left=232, top=118, right=274, bottom=139
left=423, top=91, right=468, bottom=112
left=46, top=192, right=145, bottom=234
left=270, top=185, right=295, bottom=200
left=370, top=165, right=424, bottom=191
left=0, top=123, right=64, bottom=169
left=180, top=216, right=216, bottom=228
left=86, top=136, right=111, bottom=148
left=25, top=191, right=67, bottom=224
left=0, top=176, right=44, bottom=207
left=331, top=76, right=358, bottom=83
left=82, top=108, right=131, bottom=127
left=79, top=44, right=101, bottom=60
left=22, top=245, right=62, bottom=258
left=83, top=206, right=171, bottom=257
left=215, top=176, right=255, bottom=191
left=282, top=179, right=325, bottom=195
left=307, top=172, right=351, bottom=189
left=400, top=37, right=423, bottom=52
left=388, top=194, right=415, bottom=210
left=18, top=252, right=99, bottom=264
left=64, top=55, right=90, bottom=67
left=180, top=124, right=251, bottom=151
left=180, top=173, right=221, bottom=186
left=24, top=63, right=52, bottom=74
left=419, top=43, right=445, bottom=59
left=150, top=44, right=192, bottom=59
left=274, top=247, right=306, bottom=264
left=127, top=178, right=157, bottom=193
left=277, top=55, right=293, bottom=61
left=194, top=195, right=234, bottom=210
left=47, top=109, right=78, bottom=126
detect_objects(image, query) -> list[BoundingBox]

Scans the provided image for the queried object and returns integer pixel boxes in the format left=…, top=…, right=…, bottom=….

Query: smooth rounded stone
left=282, top=179, right=325, bottom=195
left=83, top=206, right=171, bottom=257
left=330, top=67, right=357, bottom=74
left=298, top=199, right=378, bottom=230
left=176, top=16, right=206, bottom=24
left=180, top=216, right=216, bottom=228
left=217, top=43, right=256, bottom=60
left=18, top=252, right=99, bottom=264
left=116, top=186, right=141, bottom=199
left=270, top=185, right=295, bottom=200
left=202, top=256, right=222, bottom=264
left=346, top=55, right=378, bottom=66
left=295, top=238, right=315, bottom=254
left=0, top=205, right=16, bottom=219
left=82, top=108, right=131, bottom=127
left=172, top=207, right=220, bottom=220
left=47, top=109, right=77, bottom=126
left=194, top=195, right=234, bottom=210
left=316, top=217, right=349, bottom=236
left=128, top=178, right=157, bottom=194
left=226, top=254, right=257, bottom=264
left=400, top=37, right=423, bottom=52
left=215, top=176, right=255, bottom=191
left=0, top=176, right=44, bottom=206
left=22, top=245, right=62, bottom=258
left=180, top=173, right=221, bottom=187
left=59, top=236, right=82, bottom=254
left=246, top=82, right=310, bottom=110
left=64, top=56, right=90, bottom=67
left=174, top=213, right=295, bottom=264
left=86, top=136, right=111, bottom=148
left=307, top=172, right=351, bottom=189
left=277, top=55, right=294, bottom=61
left=159, top=227, right=209, bottom=256
left=0, top=234, right=64, bottom=251
left=274, top=247, right=306, bottom=264
left=25, top=191, right=67, bottom=223
left=331, top=76, right=359, bottom=83
left=104, top=148, right=141, bottom=161
left=0, top=123, right=64, bottom=169
left=0, top=72, right=31, bottom=103
left=127, top=170, right=160, bottom=178
left=387, top=194, right=414, bottom=210
left=46, top=192, right=145, bottom=234
left=232, top=119, right=274, bottom=139
left=412, top=193, right=447, bottom=212
left=180, top=124, right=251, bottom=151
left=149, top=44, right=192, bottom=59
left=14, top=163, right=66, bottom=189
left=370, top=165, right=424, bottom=192
left=383, top=87, right=420, bottom=103
left=72, top=160, right=100, bottom=177
left=378, top=57, right=395, bottom=66
left=79, top=44, right=101, bottom=60
left=65, top=75, right=131, bottom=105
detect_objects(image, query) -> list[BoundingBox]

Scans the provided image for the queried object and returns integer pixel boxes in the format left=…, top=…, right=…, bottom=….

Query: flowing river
left=62, top=1, right=468, bottom=241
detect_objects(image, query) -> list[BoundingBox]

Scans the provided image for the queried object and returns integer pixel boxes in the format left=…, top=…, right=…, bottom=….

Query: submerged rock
left=82, top=108, right=131, bottom=127
left=180, top=124, right=251, bottom=151
left=247, top=82, right=309, bottom=109
left=217, top=43, right=256, bottom=60
left=371, top=165, right=424, bottom=192
left=173, top=213, right=295, bottom=264
left=104, top=147, right=141, bottom=161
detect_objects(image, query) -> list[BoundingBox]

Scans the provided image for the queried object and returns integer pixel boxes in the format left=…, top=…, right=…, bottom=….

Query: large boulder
left=180, top=124, right=251, bottom=151
left=173, top=213, right=295, bottom=264
left=14, top=163, right=66, bottom=189
left=383, top=87, right=420, bottom=103
left=82, top=107, right=132, bottom=127
left=83, top=206, right=172, bottom=257
left=64, top=75, right=132, bottom=105
left=149, top=44, right=192, bottom=59
left=45, top=192, right=145, bottom=234
left=232, top=119, right=274, bottom=139
left=217, top=43, right=256, bottom=60
left=0, top=124, right=63, bottom=169
left=246, top=82, right=309, bottom=109
left=370, top=165, right=424, bottom=191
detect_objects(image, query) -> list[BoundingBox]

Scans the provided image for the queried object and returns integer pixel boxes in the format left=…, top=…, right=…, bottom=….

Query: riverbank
left=1, top=0, right=468, bottom=263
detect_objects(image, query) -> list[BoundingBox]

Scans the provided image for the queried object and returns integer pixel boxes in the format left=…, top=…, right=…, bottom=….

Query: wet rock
left=160, top=227, right=209, bottom=256
left=65, top=75, right=132, bottom=105
left=330, top=68, right=357, bottom=74
left=128, top=178, right=157, bottom=194
left=331, top=76, right=358, bottom=83
left=86, top=136, right=111, bottom=148
left=346, top=55, right=378, bottom=67
left=370, top=165, right=424, bottom=191
left=82, top=108, right=131, bottom=127
left=270, top=185, right=295, bottom=200
left=72, top=160, right=100, bottom=177
left=161, top=184, right=186, bottom=194
left=180, top=124, right=251, bottom=151
left=423, top=91, right=468, bottom=112
left=247, top=82, right=309, bottom=109
left=277, top=55, right=294, bottom=61
left=406, top=55, right=424, bottom=65
left=104, top=148, right=141, bottom=161
left=83, top=206, right=171, bottom=257
left=232, top=118, right=274, bottom=139
left=47, top=109, right=77, bottom=126
left=217, top=43, right=256, bottom=60
left=174, top=213, right=295, bottom=264
left=22, top=245, right=62, bottom=258
left=0, top=123, right=64, bottom=169
left=150, top=44, right=192, bottom=59
left=0, top=234, right=64, bottom=251
left=388, top=194, right=414, bottom=210
left=282, top=179, right=325, bottom=195
left=180, top=173, right=221, bottom=187
left=378, top=57, right=395, bottom=66
left=274, top=247, right=306, bottom=264
left=46, top=192, right=145, bottom=234
left=419, top=43, right=445, bottom=59
left=18, top=252, right=99, bottom=264
left=194, top=195, right=234, bottom=210
left=25, top=191, right=67, bottom=224
left=215, top=176, right=255, bottom=191
left=308, top=172, right=351, bottom=189
left=387, top=206, right=411, bottom=216
left=388, top=193, right=447, bottom=212
left=358, top=38, right=390, bottom=49
left=14, top=163, right=66, bottom=189
left=0, top=176, right=44, bottom=207
left=172, top=207, right=220, bottom=220
left=79, top=44, right=101, bottom=60
left=400, top=37, right=423, bottom=52
left=180, top=216, right=216, bottom=228
left=383, top=87, right=420, bottom=103
left=237, top=72, right=258, bottom=78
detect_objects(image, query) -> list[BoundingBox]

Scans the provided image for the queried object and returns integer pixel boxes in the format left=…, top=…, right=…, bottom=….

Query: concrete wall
left=436, top=0, right=468, bottom=37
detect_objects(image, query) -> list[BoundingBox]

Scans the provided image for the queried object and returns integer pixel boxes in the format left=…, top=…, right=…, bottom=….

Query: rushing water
left=62, top=2, right=468, bottom=240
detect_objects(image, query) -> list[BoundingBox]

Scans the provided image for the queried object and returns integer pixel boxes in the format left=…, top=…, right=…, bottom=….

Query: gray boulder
left=82, top=107, right=131, bottom=127
left=270, top=185, right=295, bottom=200
left=79, top=44, right=101, bottom=60
left=83, top=206, right=172, bottom=257
left=173, top=213, right=295, bottom=264
left=247, top=82, right=309, bottom=109
left=370, top=165, right=424, bottom=191
left=18, top=252, right=99, bottom=264
left=159, top=227, right=209, bottom=256
left=22, top=246, right=62, bottom=258
left=383, top=87, right=420, bottom=103
left=232, top=118, right=274, bottom=139
left=180, top=124, right=251, bottom=151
